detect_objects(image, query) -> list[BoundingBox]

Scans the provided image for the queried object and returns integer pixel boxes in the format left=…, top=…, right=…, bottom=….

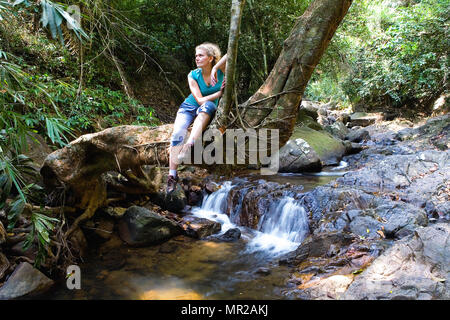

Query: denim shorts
left=170, top=101, right=217, bottom=146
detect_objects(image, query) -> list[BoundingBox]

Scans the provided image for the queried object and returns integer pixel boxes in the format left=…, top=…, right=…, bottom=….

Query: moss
left=297, top=111, right=323, bottom=131
left=290, top=126, right=345, bottom=164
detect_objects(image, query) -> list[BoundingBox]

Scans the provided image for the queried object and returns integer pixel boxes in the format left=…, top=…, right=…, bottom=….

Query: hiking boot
left=166, top=175, right=179, bottom=194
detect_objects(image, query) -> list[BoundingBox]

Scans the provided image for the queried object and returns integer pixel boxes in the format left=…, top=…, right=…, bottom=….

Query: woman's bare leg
left=186, top=112, right=211, bottom=145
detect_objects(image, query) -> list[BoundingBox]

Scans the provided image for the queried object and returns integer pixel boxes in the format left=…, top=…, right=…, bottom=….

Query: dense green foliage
left=307, top=0, right=449, bottom=111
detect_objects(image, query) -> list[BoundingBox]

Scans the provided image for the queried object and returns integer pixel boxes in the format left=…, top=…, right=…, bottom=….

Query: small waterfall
left=191, top=181, right=235, bottom=232
left=259, top=197, right=309, bottom=243
left=246, top=197, right=308, bottom=256
left=191, top=180, right=309, bottom=257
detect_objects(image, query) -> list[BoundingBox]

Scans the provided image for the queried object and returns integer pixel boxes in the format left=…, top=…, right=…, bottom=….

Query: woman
left=167, top=43, right=227, bottom=193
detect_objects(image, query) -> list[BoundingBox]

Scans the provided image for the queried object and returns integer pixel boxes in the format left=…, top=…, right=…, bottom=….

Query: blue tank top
left=184, top=68, right=224, bottom=107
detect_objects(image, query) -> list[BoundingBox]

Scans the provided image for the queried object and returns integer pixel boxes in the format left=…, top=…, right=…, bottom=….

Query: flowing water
left=41, top=166, right=346, bottom=300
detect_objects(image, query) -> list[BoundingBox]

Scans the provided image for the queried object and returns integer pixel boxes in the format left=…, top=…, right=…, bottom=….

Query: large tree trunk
left=40, top=0, right=353, bottom=235
left=237, top=0, right=353, bottom=146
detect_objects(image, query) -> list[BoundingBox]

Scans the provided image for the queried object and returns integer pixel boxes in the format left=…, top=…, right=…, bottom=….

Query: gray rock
left=345, top=128, right=370, bottom=143
left=339, top=150, right=449, bottom=191
left=342, top=140, right=363, bottom=155
left=280, top=232, right=354, bottom=266
left=395, top=127, right=417, bottom=141
left=343, top=223, right=450, bottom=300
left=300, top=100, right=321, bottom=119
left=0, top=262, right=54, bottom=300
left=255, top=267, right=271, bottom=276
left=325, top=121, right=349, bottom=140
left=118, top=206, right=182, bottom=246
left=278, top=138, right=322, bottom=172
left=348, top=112, right=383, bottom=128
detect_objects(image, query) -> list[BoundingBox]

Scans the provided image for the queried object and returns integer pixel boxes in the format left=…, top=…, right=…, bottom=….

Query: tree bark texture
left=240, top=0, right=353, bottom=146
left=213, top=0, right=246, bottom=131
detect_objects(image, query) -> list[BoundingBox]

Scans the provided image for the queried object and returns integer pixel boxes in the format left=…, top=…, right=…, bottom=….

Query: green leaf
left=7, top=198, right=25, bottom=230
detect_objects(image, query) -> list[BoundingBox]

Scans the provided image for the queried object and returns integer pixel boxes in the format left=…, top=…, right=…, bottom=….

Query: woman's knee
left=170, top=128, right=187, bottom=146
left=197, top=101, right=217, bottom=118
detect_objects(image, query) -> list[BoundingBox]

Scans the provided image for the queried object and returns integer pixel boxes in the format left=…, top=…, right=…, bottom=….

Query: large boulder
left=0, top=262, right=54, bottom=299
left=338, top=150, right=449, bottom=191
left=282, top=126, right=346, bottom=167
left=343, top=223, right=450, bottom=300
left=118, top=206, right=182, bottom=246
left=278, top=138, right=322, bottom=172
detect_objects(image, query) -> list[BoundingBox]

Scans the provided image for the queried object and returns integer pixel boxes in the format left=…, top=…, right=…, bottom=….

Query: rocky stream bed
left=0, top=106, right=448, bottom=300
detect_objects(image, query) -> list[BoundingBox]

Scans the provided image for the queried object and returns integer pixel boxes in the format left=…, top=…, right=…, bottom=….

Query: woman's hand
left=220, top=77, right=226, bottom=93
left=211, top=66, right=218, bottom=86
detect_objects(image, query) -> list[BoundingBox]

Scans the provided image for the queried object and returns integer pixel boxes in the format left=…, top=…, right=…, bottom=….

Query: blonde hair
left=195, top=42, right=222, bottom=66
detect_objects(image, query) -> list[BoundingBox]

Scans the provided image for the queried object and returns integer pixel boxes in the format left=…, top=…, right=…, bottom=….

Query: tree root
left=0, top=221, right=6, bottom=245
left=64, top=179, right=107, bottom=239
left=0, top=252, right=10, bottom=280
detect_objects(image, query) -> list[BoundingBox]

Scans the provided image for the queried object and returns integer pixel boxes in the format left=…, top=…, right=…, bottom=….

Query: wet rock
left=280, top=232, right=354, bottom=266
left=187, top=185, right=203, bottom=206
left=211, top=228, right=241, bottom=242
left=205, top=182, right=220, bottom=194
left=0, top=262, right=54, bottom=299
left=118, top=206, right=182, bottom=246
left=226, top=180, right=300, bottom=229
left=178, top=215, right=221, bottom=239
left=300, top=186, right=375, bottom=230
left=150, top=183, right=187, bottom=213
left=343, top=223, right=450, bottom=300
left=255, top=267, right=271, bottom=276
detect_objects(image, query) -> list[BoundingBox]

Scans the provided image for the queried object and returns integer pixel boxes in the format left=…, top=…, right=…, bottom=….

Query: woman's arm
left=188, top=76, right=223, bottom=105
left=211, top=53, right=227, bottom=86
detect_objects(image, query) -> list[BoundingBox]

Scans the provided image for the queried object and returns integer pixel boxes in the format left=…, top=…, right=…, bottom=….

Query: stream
left=40, top=166, right=347, bottom=300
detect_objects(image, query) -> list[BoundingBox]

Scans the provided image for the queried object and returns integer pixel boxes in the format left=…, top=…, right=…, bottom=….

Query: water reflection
left=41, top=172, right=341, bottom=300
